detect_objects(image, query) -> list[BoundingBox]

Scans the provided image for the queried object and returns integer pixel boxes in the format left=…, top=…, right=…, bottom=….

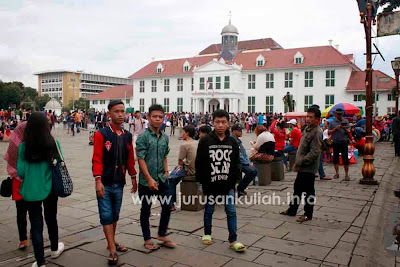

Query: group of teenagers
left=3, top=98, right=327, bottom=266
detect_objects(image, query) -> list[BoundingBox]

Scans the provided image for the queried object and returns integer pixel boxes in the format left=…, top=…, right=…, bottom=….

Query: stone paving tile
left=312, top=210, right=357, bottom=223
left=203, top=242, right=262, bottom=262
left=334, top=240, right=355, bottom=252
left=324, top=248, right=352, bottom=266
left=167, top=233, right=222, bottom=250
left=238, top=224, right=289, bottom=238
left=119, top=250, right=176, bottom=267
left=253, top=252, right=318, bottom=267
left=222, top=259, right=265, bottom=267
left=252, top=236, right=330, bottom=260
left=58, top=206, right=96, bottom=219
left=340, top=232, right=359, bottom=244
left=192, top=226, right=263, bottom=246
left=49, top=248, right=108, bottom=267
left=150, top=246, right=231, bottom=267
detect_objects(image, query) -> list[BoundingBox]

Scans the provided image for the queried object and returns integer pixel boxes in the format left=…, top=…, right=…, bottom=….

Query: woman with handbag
left=17, top=112, right=65, bottom=267
left=3, top=121, right=30, bottom=250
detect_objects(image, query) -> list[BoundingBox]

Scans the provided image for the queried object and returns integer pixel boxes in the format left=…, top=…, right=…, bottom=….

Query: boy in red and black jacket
left=92, top=100, right=137, bottom=266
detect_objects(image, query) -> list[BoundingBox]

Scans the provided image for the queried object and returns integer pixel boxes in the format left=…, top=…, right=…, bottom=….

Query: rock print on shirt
left=209, top=144, right=232, bottom=182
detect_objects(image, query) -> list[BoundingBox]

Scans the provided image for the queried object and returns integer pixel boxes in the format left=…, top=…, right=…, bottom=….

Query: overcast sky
left=0, top=0, right=399, bottom=88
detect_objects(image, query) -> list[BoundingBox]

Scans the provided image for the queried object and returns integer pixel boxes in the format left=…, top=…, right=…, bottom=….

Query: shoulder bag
left=51, top=140, right=73, bottom=197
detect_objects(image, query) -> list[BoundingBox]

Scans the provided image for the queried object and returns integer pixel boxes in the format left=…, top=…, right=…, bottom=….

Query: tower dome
left=221, top=23, right=238, bottom=35
left=220, top=20, right=238, bottom=61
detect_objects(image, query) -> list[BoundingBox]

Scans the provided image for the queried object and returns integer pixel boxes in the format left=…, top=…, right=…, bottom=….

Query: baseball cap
left=231, top=124, right=243, bottom=131
left=288, top=119, right=297, bottom=125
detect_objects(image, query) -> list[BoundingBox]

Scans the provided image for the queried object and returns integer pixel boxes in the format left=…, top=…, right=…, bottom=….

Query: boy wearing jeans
left=195, top=109, right=246, bottom=252
left=136, top=104, right=176, bottom=250
left=92, top=100, right=137, bottom=265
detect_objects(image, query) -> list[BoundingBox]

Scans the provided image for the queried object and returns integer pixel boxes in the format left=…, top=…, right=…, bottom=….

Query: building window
left=177, top=98, right=183, bottom=112
left=139, top=98, right=145, bottom=112
left=207, top=77, right=213, bottom=90
left=125, top=99, right=130, bottom=105
left=354, top=94, right=366, bottom=101
left=92, top=100, right=98, bottom=105
left=266, top=73, right=274, bottom=89
left=224, top=76, right=230, bottom=89
left=177, top=78, right=183, bottom=91
left=139, top=80, right=145, bottom=93
left=248, top=96, right=255, bottom=113
left=151, top=98, right=157, bottom=105
left=305, top=71, right=313, bottom=87
left=184, top=65, right=189, bottom=72
left=216, top=77, right=221, bottom=89
left=285, top=72, right=293, bottom=88
left=191, top=98, right=193, bottom=112
left=257, top=60, right=264, bottom=66
left=304, top=95, right=313, bottom=111
left=157, top=68, right=162, bottom=73
left=164, top=79, right=170, bottom=92
left=191, top=78, right=194, bottom=91
left=200, top=77, right=205, bottom=90
left=295, top=57, right=303, bottom=64
left=151, top=80, right=157, bottom=92
left=266, top=96, right=273, bottom=113
left=248, top=74, right=255, bottom=89
left=388, top=94, right=394, bottom=101
left=164, top=98, right=170, bottom=113
left=388, top=107, right=396, bottom=114
left=373, top=92, right=379, bottom=102
left=325, top=95, right=334, bottom=108
left=326, top=70, right=335, bottom=87
left=100, top=100, right=106, bottom=104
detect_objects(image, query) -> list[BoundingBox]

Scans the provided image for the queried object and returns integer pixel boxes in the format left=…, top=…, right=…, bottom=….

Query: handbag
left=51, top=140, right=73, bottom=197
left=249, top=153, right=274, bottom=162
left=0, top=177, right=12, bottom=197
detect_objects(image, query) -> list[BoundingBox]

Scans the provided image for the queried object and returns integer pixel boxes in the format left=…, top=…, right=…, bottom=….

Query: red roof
left=129, top=46, right=358, bottom=79
left=199, top=38, right=283, bottom=55
left=346, top=70, right=396, bottom=91
left=89, top=85, right=133, bottom=100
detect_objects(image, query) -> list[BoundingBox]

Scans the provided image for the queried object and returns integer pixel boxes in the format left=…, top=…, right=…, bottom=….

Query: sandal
left=115, top=243, right=128, bottom=252
left=230, top=242, right=246, bottom=252
left=333, top=174, right=339, bottom=179
left=18, top=240, right=28, bottom=250
left=143, top=241, right=160, bottom=251
left=157, top=238, right=177, bottom=248
left=202, top=235, right=212, bottom=245
left=296, top=215, right=311, bottom=223
left=345, top=175, right=350, bottom=181
left=107, top=253, right=118, bottom=266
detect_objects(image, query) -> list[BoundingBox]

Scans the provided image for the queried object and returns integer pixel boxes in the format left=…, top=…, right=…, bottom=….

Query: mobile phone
left=341, top=122, right=347, bottom=127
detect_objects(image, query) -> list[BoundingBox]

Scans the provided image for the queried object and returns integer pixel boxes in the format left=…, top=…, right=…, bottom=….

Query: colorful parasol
left=321, top=103, right=360, bottom=118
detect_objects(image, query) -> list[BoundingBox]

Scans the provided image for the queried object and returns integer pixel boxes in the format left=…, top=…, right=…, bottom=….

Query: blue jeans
left=283, top=145, right=297, bottom=164
left=97, top=183, right=124, bottom=226
left=168, top=166, right=186, bottom=204
left=139, top=180, right=172, bottom=241
left=237, top=164, right=257, bottom=192
left=204, top=189, right=237, bottom=243
left=318, top=153, right=325, bottom=178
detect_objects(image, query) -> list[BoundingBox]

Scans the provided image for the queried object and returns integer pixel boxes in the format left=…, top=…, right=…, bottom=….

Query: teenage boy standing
left=196, top=109, right=246, bottom=252
left=92, top=100, right=137, bottom=266
left=136, top=104, right=176, bottom=250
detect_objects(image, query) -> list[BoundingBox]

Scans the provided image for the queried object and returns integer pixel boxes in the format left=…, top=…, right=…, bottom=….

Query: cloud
left=0, top=0, right=398, bottom=88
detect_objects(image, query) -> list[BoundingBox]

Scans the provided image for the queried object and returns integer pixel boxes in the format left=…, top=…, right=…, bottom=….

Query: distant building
left=89, top=84, right=133, bottom=111
left=34, top=70, right=131, bottom=107
left=129, top=21, right=397, bottom=116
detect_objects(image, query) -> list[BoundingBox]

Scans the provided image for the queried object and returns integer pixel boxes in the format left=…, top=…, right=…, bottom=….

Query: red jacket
left=270, top=120, right=286, bottom=151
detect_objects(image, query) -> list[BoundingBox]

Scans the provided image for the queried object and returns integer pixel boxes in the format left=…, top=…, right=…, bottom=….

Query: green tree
left=380, top=0, right=400, bottom=12
left=69, top=97, right=89, bottom=111
left=35, top=94, right=51, bottom=110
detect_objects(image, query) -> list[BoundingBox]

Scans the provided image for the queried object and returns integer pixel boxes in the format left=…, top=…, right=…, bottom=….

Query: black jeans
left=394, top=134, right=400, bottom=156
left=237, top=164, right=258, bottom=192
left=333, top=141, right=349, bottom=165
left=27, top=193, right=59, bottom=266
left=15, top=200, right=29, bottom=242
left=139, top=180, right=172, bottom=241
left=288, top=172, right=315, bottom=219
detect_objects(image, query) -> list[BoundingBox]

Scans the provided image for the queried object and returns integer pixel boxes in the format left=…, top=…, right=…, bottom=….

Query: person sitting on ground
left=231, top=124, right=258, bottom=197
left=169, top=125, right=198, bottom=211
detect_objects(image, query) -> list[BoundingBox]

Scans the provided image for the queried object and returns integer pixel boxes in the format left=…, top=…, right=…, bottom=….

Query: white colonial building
left=130, top=22, right=397, bottom=116
left=89, top=84, right=133, bottom=111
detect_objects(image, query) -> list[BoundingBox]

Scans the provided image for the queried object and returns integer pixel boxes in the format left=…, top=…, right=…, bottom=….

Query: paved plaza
left=0, top=125, right=399, bottom=267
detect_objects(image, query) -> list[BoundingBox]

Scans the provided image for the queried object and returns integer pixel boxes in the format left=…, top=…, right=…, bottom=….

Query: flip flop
left=157, top=239, right=177, bottom=248
left=202, top=235, right=212, bottom=245
left=230, top=242, right=246, bottom=252
left=107, top=253, right=118, bottom=266
left=115, top=243, right=128, bottom=252
left=143, top=242, right=160, bottom=251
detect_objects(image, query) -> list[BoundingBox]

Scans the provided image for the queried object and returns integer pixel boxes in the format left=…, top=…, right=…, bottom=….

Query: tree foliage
left=380, top=0, right=400, bottom=12
left=69, top=98, right=89, bottom=111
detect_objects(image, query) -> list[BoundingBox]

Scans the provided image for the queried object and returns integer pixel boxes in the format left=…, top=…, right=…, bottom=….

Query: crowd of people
left=2, top=102, right=400, bottom=266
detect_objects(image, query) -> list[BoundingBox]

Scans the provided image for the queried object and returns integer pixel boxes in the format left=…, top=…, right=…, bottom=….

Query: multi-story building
left=129, top=22, right=397, bottom=116
left=34, top=70, right=131, bottom=106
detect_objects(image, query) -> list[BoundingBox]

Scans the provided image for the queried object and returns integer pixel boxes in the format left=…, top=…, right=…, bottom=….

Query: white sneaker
left=31, top=262, right=46, bottom=267
left=51, top=242, right=65, bottom=259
